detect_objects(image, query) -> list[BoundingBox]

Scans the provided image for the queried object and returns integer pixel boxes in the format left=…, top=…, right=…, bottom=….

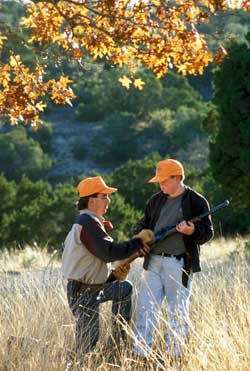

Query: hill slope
left=44, top=107, right=108, bottom=179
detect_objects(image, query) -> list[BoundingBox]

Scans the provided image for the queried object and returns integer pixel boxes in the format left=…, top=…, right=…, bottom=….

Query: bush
left=0, top=175, right=78, bottom=250
left=105, top=193, right=141, bottom=241
left=110, top=153, right=161, bottom=210
left=28, top=121, right=53, bottom=154
left=74, top=66, right=163, bottom=121
left=71, top=137, right=87, bottom=160
left=135, top=109, right=173, bottom=157
left=74, top=65, right=205, bottom=122
left=0, top=126, right=52, bottom=181
left=92, top=112, right=139, bottom=165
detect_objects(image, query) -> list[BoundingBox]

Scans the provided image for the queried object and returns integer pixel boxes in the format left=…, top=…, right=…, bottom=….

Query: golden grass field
left=0, top=236, right=249, bottom=371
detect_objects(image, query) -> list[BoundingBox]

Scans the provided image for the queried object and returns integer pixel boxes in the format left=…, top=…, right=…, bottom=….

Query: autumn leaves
left=0, top=0, right=249, bottom=125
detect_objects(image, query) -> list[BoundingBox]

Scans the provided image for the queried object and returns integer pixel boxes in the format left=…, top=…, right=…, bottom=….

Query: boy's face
left=159, top=176, right=180, bottom=196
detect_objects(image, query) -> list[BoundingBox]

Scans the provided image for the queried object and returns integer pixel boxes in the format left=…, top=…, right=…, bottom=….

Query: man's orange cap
left=148, top=159, right=184, bottom=183
left=77, top=176, right=118, bottom=197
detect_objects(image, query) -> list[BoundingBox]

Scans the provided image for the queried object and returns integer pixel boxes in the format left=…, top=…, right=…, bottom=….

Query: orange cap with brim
left=77, top=176, right=118, bottom=197
left=148, top=159, right=184, bottom=183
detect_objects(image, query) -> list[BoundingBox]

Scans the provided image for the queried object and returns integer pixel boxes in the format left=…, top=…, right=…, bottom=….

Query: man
left=133, top=159, right=213, bottom=360
left=62, top=176, right=152, bottom=359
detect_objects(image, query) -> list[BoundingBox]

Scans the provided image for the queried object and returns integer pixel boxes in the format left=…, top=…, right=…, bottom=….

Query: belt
left=69, top=280, right=105, bottom=292
left=151, top=252, right=186, bottom=261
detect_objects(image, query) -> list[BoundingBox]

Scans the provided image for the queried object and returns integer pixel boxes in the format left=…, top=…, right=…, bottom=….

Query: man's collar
left=80, top=209, right=104, bottom=222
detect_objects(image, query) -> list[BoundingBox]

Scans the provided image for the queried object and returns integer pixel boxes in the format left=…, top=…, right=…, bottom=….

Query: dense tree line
left=0, top=153, right=230, bottom=250
left=0, top=171, right=142, bottom=249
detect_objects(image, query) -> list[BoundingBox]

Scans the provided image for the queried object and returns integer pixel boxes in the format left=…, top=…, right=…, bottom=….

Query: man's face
left=90, top=193, right=111, bottom=216
left=159, top=176, right=180, bottom=195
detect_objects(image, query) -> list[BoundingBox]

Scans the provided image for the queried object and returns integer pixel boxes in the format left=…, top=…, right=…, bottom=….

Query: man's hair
left=77, top=193, right=99, bottom=210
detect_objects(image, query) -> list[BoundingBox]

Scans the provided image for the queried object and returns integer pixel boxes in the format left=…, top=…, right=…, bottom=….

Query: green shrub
left=71, top=137, right=87, bottom=160
left=74, top=66, right=163, bottom=121
left=110, top=153, right=161, bottom=210
left=0, top=127, right=52, bottom=181
left=92, top=112, right=138, bottom=165
left=28, top=121, right=53, bottom=154
left=105, top=193, right=141, bottom=241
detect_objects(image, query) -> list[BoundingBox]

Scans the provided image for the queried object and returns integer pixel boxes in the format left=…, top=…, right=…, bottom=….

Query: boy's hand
left=176, top=221, right=195, bottom=235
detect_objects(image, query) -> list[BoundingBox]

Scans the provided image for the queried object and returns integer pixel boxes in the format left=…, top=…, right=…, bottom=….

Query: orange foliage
left=0, top=0, right=249, bottom=125
left=0, top=55, right=75, bottom=126
left=214, top=45, right=228, bottom=64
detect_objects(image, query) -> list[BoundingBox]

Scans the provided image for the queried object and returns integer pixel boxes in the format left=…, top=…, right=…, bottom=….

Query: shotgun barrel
left=154, top=199, right=230, bottom=244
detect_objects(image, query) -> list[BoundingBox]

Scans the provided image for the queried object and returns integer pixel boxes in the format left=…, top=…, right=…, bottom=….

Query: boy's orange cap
left=148, top=159, right=184, bottom=183
left=77, top=176, right=118, bottom=197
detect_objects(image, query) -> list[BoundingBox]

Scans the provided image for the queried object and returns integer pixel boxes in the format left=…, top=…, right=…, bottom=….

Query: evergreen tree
left=110, top=153, right=161, bottom=210
left=208, top=32, right=250, bottom=232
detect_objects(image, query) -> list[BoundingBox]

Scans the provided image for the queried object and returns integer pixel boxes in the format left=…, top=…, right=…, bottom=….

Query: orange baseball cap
left=148, top=159, right=184, bottom=183
left=77, top=176, right=118, bottom=197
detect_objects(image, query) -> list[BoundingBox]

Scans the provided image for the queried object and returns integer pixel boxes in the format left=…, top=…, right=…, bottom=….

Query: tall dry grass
left=0, top=237, right=249, bottom=371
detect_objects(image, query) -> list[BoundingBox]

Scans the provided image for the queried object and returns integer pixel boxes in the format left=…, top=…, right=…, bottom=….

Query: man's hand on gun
left=134, top=229, right=154, bottom=257
left=112, top=229, right=154, bottom=281
left=112, top=264, right=131, bottom=281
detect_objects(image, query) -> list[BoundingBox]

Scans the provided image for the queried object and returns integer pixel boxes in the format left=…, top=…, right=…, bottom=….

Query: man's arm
left=79, top=214, right=146, bottom=263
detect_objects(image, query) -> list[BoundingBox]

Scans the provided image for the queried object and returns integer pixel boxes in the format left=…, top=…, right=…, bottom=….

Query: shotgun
left=119, top=199, right=230, bottom=267
left=154, top=199, right=230, bottom=244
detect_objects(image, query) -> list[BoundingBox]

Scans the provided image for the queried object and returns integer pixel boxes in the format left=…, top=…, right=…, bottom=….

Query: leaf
left=10, top=56, right=19, bottom=67
left=36, top=101, right=47, bottom=111
left=59, top=76, right=73, bottom=86
left=73, top=48, right=83, bottom=59
left=0, top=33, right=7, bottom=49
left=214, top=45, right=228, bottom=64
left=118, top=75, right=132, bottom=90
left=134, top=78, right=145, bottom=90
left=1, top=0, right=249, bottom=125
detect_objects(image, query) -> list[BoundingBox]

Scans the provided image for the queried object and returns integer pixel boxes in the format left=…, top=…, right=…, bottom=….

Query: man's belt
left=151, top=252, right=186, bottom=261
left=69, top=279, right=105, bottom=293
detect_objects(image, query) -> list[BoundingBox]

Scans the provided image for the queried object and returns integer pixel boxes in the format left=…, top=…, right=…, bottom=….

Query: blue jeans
left=133, top=255, right=192, bottom=357
left=67, top=279, right=133, bottom=355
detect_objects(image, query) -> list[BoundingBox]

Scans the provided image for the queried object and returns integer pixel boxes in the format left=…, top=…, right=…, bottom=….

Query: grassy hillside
left=0, top=237, right=249, bottom=370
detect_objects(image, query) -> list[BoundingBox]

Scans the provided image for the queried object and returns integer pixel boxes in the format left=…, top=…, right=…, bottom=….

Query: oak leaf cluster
left=0, top=0, right=249, bottom=125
